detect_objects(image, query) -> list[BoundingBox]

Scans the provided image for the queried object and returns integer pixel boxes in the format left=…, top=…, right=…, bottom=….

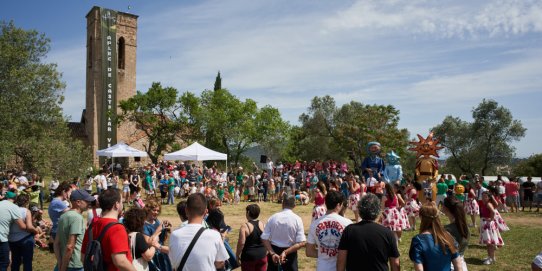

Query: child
left=268, top=178, right=276, bottom=203
left=257, top=182, right=264, bottom=202
left=234, top=186, right=241, bottom=205
left=228, top=181, right=235, bottom=205
left=217, top=184, right=225, bottom=203
left=404, top=182, right=421, bottom=231
left=29, top=203, right=49, bottom=249
left=159, top=176, right=168, bottom=204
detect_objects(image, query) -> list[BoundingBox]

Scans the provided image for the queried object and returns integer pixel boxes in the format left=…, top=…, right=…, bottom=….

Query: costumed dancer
left=408, top=133, right=444, bottom=203
left=488, top=191, right=510, bottom=232
left=381, top=183, right=407, bottom=242
left=311, top=181, right=327, bottom=222
left=347, top=174, right=362, bottom=222
left=479, top=191, right=504, bottom=265
left=361, top=142, right=385, bottom=182
left=404, top=183, right=420, bottom=231
left=383, top=151, right=403, bottom=184
left=394, top=183, right=410, bottom=230
left=464, top=183, right=480, bottom=228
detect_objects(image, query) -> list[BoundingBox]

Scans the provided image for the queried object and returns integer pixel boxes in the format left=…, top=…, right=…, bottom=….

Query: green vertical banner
left=100, top=8, right=118, bottom=150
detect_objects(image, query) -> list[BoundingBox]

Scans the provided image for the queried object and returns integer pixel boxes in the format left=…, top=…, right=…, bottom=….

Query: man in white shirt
left=169, top=193, right=228, bottom=271
left=307, top=191, right=352, bottom=271
left=261, top=195, right=306, bottom=271
left=94, top=170, right=107, bottom=194
left=266, top=158, right=274, bottom=178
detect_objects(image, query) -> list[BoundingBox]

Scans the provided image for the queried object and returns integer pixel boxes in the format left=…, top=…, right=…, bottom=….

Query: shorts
left=524, top=193, right=534, bottom=202
left=436, top=194, right=446, bottom=206
left=248, top=187, right=255, bottom=196
left=506, top=195, right=519, bottom=205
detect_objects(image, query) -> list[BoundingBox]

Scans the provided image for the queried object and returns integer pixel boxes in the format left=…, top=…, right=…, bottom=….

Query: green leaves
left=0, top=21, right=91, bottom=178
left=295, top=96, right=409, bottom=166
left=433, top=99, right=526, bottom=176
left=119, top=82, right=190, bottom=163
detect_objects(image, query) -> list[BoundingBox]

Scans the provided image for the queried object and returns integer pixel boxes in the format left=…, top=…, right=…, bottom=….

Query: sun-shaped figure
left=409, top=132, right=444, bottom=203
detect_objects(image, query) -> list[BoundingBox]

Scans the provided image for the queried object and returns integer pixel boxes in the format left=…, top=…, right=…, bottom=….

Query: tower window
left=118, top=37, right=125, bottom=70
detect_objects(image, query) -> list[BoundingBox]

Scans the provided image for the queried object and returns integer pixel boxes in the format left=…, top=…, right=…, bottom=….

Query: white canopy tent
left=96, top=142, right=148, bottom=171
left=96, top=142, right=148, bottom=158
left=164, top=142, right=227, bottom=168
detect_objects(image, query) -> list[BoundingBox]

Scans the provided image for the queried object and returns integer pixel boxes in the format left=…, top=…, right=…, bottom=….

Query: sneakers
left=483, top=258, right=495, bottom=265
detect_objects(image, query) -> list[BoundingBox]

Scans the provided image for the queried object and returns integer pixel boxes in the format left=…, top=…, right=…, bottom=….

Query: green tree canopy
left=513, top=154, right=542, bottom=177
left=196, top=89, right=289, bottom=165
left=295, top=95, right=409, bottom=169
left=119, top=82, right=197, bottom=163
left=433, top=99, right=526, bottom=176
left=0, top=21, right=91, bottom=178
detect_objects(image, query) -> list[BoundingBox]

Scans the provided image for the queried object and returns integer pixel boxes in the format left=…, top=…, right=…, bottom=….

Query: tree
left=255, top=105, right=290, bottom=160
left=513, top=154, right=542, bottom=177
left=119, top=82, right=192, bottom=163
left=0, top=21, right=92, bottom=178
left=296, top=95, right=409, bottom=166
left=433, top=99, right=526, bottom=176
left=213, top=71, right=222, bottom=91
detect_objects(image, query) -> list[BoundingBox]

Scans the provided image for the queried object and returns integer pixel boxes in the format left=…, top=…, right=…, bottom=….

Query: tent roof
left=96, top=142, right=148, bottom=158
left=164, top=142, right=227, bottom=161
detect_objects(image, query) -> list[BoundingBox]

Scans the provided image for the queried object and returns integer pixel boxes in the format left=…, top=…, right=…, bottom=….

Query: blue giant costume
left=361, top=142, right=385, bottom=181
left=383, top=151, right=403, bottom=184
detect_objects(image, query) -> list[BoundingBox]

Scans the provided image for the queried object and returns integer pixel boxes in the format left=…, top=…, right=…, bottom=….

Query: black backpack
left=83, top=222, right=122, bottom=271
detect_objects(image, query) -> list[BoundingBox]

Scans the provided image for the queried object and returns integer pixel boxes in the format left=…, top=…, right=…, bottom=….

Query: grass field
left=32, top=200, right=542, bottom=271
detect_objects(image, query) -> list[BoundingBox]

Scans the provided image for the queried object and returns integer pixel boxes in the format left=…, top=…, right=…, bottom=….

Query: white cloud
left=323, top=0, right=542, bottom=38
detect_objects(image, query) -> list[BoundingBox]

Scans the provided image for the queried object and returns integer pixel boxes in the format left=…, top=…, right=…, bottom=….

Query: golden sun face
left=409, top=132, right=444, bottom=158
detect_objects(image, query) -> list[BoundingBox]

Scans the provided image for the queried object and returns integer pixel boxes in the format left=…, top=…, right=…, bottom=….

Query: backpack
left=84, top=222, right=122, bottom=271
left=129, top=232, right=149, bottom=271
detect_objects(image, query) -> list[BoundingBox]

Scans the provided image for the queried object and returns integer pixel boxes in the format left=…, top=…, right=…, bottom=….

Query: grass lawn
left=32, top=200, right=542, bottom=271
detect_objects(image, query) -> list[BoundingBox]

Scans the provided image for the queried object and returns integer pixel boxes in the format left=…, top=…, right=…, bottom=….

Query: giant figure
left=361, top=142, right=385, bottom=182
left=409, top=132, right=443, bottom=202
left=383, top=151, right=402, bottom=184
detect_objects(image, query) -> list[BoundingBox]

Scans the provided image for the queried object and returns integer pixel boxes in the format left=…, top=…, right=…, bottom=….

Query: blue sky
left=2, top=0, right=541, bottom=158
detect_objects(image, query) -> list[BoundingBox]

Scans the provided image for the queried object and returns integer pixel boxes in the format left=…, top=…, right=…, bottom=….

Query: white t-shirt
left=169, top=224, right=229, bottom=271
left=307, top=213, right=352, bottom=271
left=100, top=175, right=108, bottom=190
left=367, top=177, right=378, bottom=188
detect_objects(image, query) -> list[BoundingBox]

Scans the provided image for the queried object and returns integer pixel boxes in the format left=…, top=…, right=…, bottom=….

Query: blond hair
left=419, top=204, right=457, bottom=255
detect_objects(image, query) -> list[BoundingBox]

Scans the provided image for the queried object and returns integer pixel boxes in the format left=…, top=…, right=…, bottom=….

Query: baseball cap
left=70, top=189, right=96, bottom=202
left=5, top=191, right=16, bottom=199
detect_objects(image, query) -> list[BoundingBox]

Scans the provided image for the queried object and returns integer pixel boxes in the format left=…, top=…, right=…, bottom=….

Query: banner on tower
left=99, top=7, right=118, bottom=150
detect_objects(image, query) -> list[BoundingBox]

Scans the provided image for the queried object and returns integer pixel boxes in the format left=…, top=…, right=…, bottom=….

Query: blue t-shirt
left=143, top=219, right=167, bottom=244
left=49, top=198, right=68, bottom=234
left=409, top=234, right=459, bottom=271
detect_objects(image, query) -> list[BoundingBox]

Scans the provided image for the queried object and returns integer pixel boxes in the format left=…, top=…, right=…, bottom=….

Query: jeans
left=39, top=190, right=44, bottom=209
left=0, top=242, right=9, bottom=271
left=167, top=188, right=175, bottom=204
left=9, top=234, right=35, bottom=271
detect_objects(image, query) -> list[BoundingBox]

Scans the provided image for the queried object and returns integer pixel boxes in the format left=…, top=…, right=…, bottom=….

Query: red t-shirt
left=504, top=182, right=519, bottom=196
left=82, top=218, right=132, bottom=271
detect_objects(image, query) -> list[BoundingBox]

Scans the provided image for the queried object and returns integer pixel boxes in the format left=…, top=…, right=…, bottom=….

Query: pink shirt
left=505, top=182, right=519, bottom=196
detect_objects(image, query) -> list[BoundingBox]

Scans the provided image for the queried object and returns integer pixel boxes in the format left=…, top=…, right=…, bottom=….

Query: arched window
left=118, top=37, right=125, bottom=69
left=87, top=36, right=93, bottom=68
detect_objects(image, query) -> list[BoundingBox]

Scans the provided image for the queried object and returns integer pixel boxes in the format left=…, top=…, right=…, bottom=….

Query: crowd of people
left=0, top=160, right=541, bottom=270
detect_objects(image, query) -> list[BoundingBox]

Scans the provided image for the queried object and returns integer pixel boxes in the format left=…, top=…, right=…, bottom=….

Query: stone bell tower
left=85, top=6, right=138, bottom=165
